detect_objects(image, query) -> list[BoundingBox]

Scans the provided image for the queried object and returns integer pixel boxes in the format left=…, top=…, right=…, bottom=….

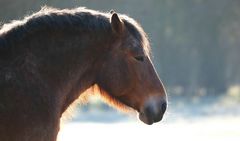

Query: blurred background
left=1, top=0, right=240, bottom=141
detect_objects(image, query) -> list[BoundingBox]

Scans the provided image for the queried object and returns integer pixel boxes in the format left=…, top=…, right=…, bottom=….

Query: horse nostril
left=161, top=102, right=167, bottom=114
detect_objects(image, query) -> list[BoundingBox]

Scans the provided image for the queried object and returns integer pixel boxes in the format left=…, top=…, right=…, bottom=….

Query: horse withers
left=0, top=7, right=167, bottom=141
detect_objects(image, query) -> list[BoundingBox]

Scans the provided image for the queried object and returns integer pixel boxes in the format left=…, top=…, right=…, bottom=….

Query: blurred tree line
left=0, top=0, right=240, bottom=97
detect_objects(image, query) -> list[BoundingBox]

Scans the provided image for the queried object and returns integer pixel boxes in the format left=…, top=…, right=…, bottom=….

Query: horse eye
left=134, top=56, right=144, bottom=62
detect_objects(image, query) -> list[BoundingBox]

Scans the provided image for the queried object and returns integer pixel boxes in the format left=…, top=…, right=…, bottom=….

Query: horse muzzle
left=139, top=98, right=167, bottom=125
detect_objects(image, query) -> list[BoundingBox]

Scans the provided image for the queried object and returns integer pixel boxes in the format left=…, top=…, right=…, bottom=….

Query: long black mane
left=0, top=6, right=149, bottom=62
left=0, top=7, right=112, bottom=48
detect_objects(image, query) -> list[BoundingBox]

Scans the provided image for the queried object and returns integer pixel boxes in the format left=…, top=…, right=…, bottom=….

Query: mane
left=0, top=7, right=111, bottom=47
left=121, top=16, right=151, bottom=56
left=0, top=6, right=150, bottom=56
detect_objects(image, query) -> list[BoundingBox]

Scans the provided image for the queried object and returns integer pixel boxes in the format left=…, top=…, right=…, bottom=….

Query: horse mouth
left=138, top=112, right=163, bottom=125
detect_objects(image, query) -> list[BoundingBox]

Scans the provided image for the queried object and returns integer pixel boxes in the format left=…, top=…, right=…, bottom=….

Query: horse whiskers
left=96, top=87, right=135, bottom=114
left=62, top=84, right=135, bottom=122
left=86, top=84, right=135, bottom=114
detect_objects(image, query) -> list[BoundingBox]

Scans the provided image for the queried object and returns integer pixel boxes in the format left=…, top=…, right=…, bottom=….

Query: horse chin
left=138, top=113, right=154, bottom=125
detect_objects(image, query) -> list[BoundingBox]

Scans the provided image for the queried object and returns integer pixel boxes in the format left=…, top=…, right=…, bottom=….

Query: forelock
left=120, top=15, right=150, bottom=56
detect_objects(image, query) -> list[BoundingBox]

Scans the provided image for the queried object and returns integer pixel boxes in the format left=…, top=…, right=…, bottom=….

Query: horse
left=0, top=7, right=167, bottom=141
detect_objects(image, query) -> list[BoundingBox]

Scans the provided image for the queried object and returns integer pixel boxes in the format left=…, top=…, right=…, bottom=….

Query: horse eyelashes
left=134, top=56, right=144, bottom=62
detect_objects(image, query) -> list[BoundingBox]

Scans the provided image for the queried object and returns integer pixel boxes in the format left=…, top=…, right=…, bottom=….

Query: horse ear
left=110, top=12, right=124, bottom=34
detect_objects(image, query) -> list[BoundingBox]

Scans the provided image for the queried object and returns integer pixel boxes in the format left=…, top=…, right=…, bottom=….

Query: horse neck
left=25, top=29, right=110, bottom=114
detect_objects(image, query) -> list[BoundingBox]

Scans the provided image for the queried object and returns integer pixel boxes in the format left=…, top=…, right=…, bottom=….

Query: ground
left=58, top=94, right=240, bottom=141
left=58, top=116, right=240, bottom=141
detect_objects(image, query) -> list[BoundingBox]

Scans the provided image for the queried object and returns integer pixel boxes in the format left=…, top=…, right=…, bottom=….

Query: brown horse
left=0, top=7, right=167, bottom=141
